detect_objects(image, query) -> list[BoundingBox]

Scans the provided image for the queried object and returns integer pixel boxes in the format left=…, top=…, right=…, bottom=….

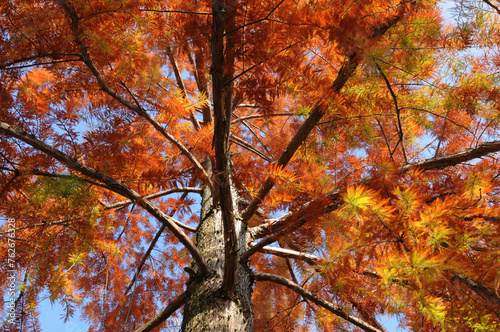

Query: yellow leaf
left=343, top=185, right=373, bottom=217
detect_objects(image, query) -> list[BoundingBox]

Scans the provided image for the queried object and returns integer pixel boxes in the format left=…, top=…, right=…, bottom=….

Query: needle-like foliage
left=1, top=0, right=500, bottom=331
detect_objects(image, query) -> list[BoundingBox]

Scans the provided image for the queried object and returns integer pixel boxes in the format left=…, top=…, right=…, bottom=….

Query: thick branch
left=241, top=55, right=359, bottom=222
left=254, top=272, right=384, bottom=332
left=258, top=246, right=322, bottom=265
left=0, top=121, right=208, bottom=275
left=231, top=112, right=294, bottom=124
left=453, top=274, right=500, bottom=305
left=0, top=166, right=114, bottom=196
left=248, top=139, right=500, bottom=252
left=240, top=1, right=415, bottom=223
left=400, top=140, right=500, bottom=171
left=483, top=0, right=500, bottom=15
left=133, top=292, right=187, bottom=332
left=249, top=189, right=341, bottom=241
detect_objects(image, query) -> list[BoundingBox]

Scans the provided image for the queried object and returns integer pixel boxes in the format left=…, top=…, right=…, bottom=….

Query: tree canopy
left=1, top=0, right=500, bottom=331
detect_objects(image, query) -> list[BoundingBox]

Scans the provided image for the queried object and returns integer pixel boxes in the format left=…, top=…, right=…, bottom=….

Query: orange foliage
left=1, top=0, right=500, bottom=331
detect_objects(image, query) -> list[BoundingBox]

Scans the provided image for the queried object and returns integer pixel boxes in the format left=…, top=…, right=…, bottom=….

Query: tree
left=1, top=0, right=500, bottom=330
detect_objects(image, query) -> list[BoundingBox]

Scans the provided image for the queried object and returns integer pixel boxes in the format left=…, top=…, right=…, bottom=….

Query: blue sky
left=39, top=297, right=89, bottom=332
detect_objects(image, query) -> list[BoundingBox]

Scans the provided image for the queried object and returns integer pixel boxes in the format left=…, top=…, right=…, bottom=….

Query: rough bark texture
left=181, top=176, right=253, bottom=331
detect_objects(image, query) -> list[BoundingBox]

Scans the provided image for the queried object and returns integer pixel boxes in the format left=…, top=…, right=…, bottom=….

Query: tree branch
left=374, top=61, right=407, bottom=162
left=483, top=0, right=500, bottom=15
left=0, top=215, right=88, bottom=235
left=248, top=189, right=342, bottom=241
left=241, top=54, right=360, bottom=223
left=248, top=140, right=500, bottom=249
left=231, top=112, right=295, bottom=124
left=229, top=134, right=272, bottom=162
left=56, top=0, right=213, bottom=190
left=125, top=191, right=193, bottom=295
left=100, top=187, right=202, bottom=211
left=0, top=166, right=115, bottom=191
left=0, top=121, right=208, bottom=275
left=0, top=52, right=80, bottom=69
left=187, top=48, right=212, bottom=124
left=133, top=292, right=187, bottom=332
left=452, top=274, right=500, bottom=305
left=166, top=46, right=202, bottom=130
left=240, top=1, right=414, bottom=223
left=258, top=245, right=322, bottom=265
left=139, top=9, right=211, bottom=15
left=254, top=272, right=384, bottom=332
left=400, top=141, right=500, bottom=171
left=463, top=215, right=500, bottom=222
left=125, top=224, right=167, bottom=296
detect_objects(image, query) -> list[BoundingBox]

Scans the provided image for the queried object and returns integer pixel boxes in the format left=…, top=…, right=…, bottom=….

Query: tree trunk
left=181, top=182, right=254, bottom=331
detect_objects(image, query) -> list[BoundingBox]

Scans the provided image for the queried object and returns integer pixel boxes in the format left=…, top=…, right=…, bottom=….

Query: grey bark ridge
left=182, top=168, right=254, bottom=331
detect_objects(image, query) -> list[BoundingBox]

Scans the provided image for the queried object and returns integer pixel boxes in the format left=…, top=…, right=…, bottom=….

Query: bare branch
left=166, top=46, right=202, bottom=130
left=100, top=187, right=202, bottom=211
left=483, top=0, right=500, bottom=15
left=258, top=246, right=322, bottom=265
left=229, top=134, right=272, bottom=162
left=374, top=61, right=407, bottom=162
left=133, top=292, right=187, bottom=332
left=254, top=272, right=384, bottom=332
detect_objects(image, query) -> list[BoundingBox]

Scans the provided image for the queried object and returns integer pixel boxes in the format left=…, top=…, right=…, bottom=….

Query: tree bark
left=181, top=166, right=253, bottom=331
